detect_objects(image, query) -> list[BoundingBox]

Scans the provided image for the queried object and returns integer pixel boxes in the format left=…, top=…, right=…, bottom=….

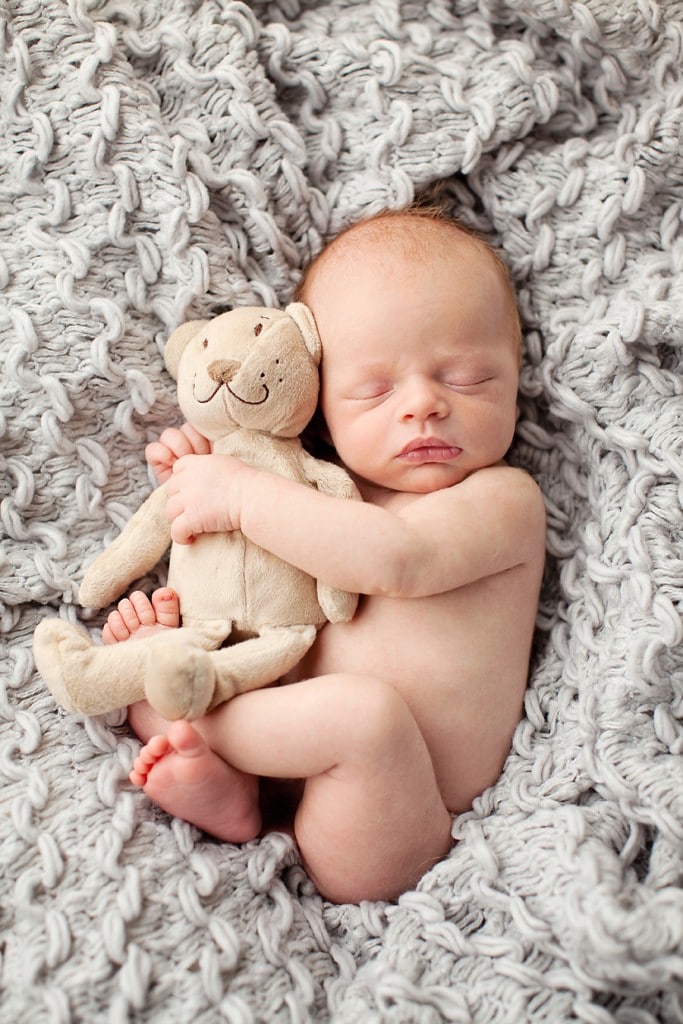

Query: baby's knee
left=321, top=674, right=417, bottom=757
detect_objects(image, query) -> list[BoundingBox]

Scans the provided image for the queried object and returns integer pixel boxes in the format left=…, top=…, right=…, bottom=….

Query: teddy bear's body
left=33, top=304, right=359, bottom=720
left=170, top=433, right=331, bottom=630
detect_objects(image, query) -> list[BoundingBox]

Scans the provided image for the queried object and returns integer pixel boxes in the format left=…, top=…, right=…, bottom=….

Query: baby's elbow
left=365, top=548, right=421, bottom=599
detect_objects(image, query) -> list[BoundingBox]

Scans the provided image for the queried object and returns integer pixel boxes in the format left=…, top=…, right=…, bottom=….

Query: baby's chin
left=361, top=464, right=472, bottom=497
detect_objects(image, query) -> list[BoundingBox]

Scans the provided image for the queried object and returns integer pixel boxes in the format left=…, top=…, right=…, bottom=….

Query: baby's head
left=297, top=207, right=521, bottom=359
left=297, top=208, right=522, bottom=493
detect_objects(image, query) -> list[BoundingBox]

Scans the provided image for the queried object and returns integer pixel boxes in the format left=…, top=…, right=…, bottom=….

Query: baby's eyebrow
left=359, top=367, right=391, bottom=378
left=355, top=356, right=395, bottom=373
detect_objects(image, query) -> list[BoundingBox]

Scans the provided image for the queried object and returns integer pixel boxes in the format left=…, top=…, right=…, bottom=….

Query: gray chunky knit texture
left=1, top=1, right=682, bottom=1020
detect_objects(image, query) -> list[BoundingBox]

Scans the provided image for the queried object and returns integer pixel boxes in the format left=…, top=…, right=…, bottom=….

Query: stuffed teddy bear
left=33, top=303, right=359, bottom=720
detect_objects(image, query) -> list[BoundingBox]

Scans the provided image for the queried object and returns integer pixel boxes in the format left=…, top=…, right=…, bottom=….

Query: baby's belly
left=291, top=584, right=531, bottom=812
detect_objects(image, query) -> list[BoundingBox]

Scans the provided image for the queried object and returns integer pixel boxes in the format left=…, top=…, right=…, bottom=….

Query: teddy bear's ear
left=285, top=302, right=322, bottom=365
left=164, top=320, right=210, bottom=380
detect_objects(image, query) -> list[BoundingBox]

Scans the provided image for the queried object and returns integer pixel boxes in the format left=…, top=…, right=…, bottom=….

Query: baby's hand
left=165, top=454, right=251, bottom=544
left=146, top=424, right=211, bottom=484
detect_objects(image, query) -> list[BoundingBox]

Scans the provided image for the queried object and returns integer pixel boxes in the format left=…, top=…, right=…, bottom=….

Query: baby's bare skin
left=102, top=588, right=179, bottom=644
left=287, top=483, right=541, bottom=813
left=125, top=463, right=543, bottom=903
left=120, top=212, right=546, bottom=903
left=127, top=488, right=540, bottom=813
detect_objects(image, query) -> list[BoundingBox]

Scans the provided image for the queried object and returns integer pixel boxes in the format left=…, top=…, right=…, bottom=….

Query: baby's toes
left=151, top=588, right=181, bottom=628
left=129, top=590, right=159, bottom=626
left=102, top=608, right=132, bottom=645
left=103, top=593, right=155, bottom=645
left=102, top=590, right=178, bottom=647
left=129, top=735, right=170, bottom=786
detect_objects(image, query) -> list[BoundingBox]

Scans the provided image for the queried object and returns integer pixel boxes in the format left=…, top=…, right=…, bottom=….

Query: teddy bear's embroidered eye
left=202, top=338, right=208, bottom=349
left=254, top=322, right=263, bottom=336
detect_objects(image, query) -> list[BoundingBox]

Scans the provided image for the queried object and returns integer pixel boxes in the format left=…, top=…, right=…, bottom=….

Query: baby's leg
left=197, top=674, right=453, bottom=903
left=129, top=671, right=453, bottom=901
left=103, top=589, right=180, bottom=644
left=129, top=720, right=261, bottom=843
left=129, top=699, right=300, bottom=838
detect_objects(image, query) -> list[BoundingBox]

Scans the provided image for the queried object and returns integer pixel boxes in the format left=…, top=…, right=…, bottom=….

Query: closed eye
left=351, top=381, right=394, bottom=400
left=444, top=376, right=493, bottom=389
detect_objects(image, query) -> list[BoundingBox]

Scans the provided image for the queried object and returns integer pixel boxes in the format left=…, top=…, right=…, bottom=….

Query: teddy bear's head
left=164, top=303, right=322, bottom=441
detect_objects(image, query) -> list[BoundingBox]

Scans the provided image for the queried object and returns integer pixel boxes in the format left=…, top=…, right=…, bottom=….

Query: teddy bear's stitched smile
left=227, top=381, right=269, bottom=405
left=193, top=376, right=270, bottom=406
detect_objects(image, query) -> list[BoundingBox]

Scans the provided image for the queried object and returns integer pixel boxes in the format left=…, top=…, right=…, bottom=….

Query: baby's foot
left=103, top=589, right=180, bottom=645
left=129, top=720, right=261, bottom=842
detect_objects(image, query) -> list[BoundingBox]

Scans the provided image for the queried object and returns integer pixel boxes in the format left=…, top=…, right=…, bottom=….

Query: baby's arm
left=167, top=456, right=545, bottom=598
left=244, top=464, right=544, bottom=597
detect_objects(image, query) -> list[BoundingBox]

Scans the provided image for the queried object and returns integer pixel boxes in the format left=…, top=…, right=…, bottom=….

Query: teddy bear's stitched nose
left=208, top=358, right=241, bottom=384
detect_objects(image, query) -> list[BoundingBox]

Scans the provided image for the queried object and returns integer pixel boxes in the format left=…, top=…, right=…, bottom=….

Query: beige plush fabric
left=32, top=305, right=358, bottom=719
left=1, top=1, right=681, bottom=1020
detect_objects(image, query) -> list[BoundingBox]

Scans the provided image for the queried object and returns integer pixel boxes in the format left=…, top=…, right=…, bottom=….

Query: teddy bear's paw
left=33, top=618, right=97, bottom=713
left=145, top=643, right=215, bottom=721
left=317, top=584, right=359, bottom=624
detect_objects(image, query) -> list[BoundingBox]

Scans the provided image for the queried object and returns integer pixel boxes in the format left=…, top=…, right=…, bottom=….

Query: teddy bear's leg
left=143, top=637, right=215, bottom=722
left=33, top=618, right=148, bottom=715
left=142, top=624, right=317, bottom=722
left=207, top=623, right=318, bottom=708
left=143, top=623, right=231, bottom=722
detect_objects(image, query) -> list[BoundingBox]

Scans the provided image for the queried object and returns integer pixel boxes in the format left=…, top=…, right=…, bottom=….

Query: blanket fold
left=1, top=1, right=681, bottom=1020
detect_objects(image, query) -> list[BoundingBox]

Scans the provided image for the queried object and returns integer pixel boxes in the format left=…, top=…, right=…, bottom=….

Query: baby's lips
left=398, top=440, right=462, bottom=462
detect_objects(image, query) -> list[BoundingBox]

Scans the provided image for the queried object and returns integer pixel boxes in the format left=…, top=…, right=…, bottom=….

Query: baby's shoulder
left=449, top=464, right=545, bottom=533
left=458, top=462, right=542, bottom=499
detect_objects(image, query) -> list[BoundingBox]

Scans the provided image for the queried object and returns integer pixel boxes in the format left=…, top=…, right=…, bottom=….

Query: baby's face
left=305, top=227, right=521, bottom=494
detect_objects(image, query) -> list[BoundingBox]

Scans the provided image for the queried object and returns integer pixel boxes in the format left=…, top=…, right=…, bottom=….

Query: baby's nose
left=208, top=358, right=241, bottom=384
left=400, top=377, right=449, bottom=420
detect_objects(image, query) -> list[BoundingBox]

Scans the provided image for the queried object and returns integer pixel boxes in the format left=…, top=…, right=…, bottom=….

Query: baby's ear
left=164, top=320, right=209, bottom=379
left=285, top=302, right=322, bottom=364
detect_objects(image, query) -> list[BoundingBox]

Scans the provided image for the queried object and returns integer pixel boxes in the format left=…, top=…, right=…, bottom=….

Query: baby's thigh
left=292, top=674, right=453, bottom=903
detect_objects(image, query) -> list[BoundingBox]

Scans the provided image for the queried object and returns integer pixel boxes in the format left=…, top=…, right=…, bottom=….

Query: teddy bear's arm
left=79, top=485, right=171, bottom=610
left=318, top=584, right=359, bottom=624
left=299, top=451, right=361, bottom=503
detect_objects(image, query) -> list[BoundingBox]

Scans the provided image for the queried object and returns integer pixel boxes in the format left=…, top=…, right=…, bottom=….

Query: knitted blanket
left=1, top=1, right=682, bottom=1020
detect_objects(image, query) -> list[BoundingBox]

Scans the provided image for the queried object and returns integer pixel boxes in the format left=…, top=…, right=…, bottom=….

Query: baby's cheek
left=340, top=422, right=374, bottom=460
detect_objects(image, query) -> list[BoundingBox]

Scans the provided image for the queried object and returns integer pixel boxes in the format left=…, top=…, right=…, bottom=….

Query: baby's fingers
left=146, top=426, right=211, bottom=484
left=146, top=428, right=194, bottom=483
left=165, top=487, right=199, bottom=544
left=170, top=513, right=196, bottom=545
left=178, top=422, right=212, bottom=456
left=145, top=440, right=176, bottom=483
